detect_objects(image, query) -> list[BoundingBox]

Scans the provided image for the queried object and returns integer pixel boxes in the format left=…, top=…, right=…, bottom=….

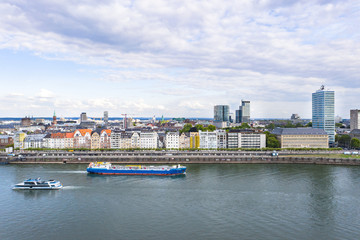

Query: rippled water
left=1, top=163, right=360, bottom=240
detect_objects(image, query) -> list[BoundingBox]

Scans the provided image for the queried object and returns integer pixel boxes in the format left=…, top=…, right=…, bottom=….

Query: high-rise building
left=350, top=109, right=360, bottom=130
left=104, top=111, right=109, bottom=125
left=80, top=112, right=87, bottom=123
left=236, top=100, right=250, bottom=123
left=214, top=105, right=229, bottom=122
left=312, top=86, right=335, bottom=145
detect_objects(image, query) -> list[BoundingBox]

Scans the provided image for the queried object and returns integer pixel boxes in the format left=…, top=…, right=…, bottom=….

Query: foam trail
left=62, top=186, right=84, bottom=190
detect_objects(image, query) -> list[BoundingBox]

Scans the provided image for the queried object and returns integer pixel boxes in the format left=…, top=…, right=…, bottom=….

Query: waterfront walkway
left=1, top=150, right=359, bottom=166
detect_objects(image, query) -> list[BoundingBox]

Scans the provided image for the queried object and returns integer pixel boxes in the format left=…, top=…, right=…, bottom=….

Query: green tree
left=207, top=125, right=216, bottom=131
left=284, top=121, right=295, bottom=128
left=240, top=123, right=251, bottom=129
left=267, top=136, right=280, bottom=148
left=180, top=123, right=193, bottom=133
left=335, top=134, right=340, bottom=142
left=266, top=123, right=275, bottom=130
left=338, top=135, right=351, bottom=148
left=305, top=122, right=312, bottom=127
left=335, top=123, right=343, bottom=128
left=195, top=124, right=205, bottom=131
left=350, top=138, right=360, bottom=149
left=264, top=131, right=280, bottom=148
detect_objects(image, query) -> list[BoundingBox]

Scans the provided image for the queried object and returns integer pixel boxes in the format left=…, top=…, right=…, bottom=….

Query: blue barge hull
left=87, top=168, right=186, bottom=175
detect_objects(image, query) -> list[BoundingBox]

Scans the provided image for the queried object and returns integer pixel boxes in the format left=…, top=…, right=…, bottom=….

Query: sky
left=0, top=0, right=359, bottom=119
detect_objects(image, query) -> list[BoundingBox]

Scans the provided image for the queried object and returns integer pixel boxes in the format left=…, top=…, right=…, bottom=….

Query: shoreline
left=1, top=150, right=360, bottom=166
left=3, top=157, right=360, bottom=166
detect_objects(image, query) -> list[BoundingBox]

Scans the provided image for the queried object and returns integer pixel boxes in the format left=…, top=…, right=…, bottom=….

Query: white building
left=199, top=130, right=217, bottom=149
left=110, top=131, right=121, bottom=149
left=165, top=132, right=179, bottom=149
left=131, top=132, right=140, bottom=148
left=239, top=133, right=266, bottom=149
left=227, top=131, right=266, bottom=149
left=23, top=134, right=47, bottom=149
left=140, top=132, right=158, bottom=149
left=216, top=130, right=227, bottom=149
left=227, top=132, right=239, bottom=148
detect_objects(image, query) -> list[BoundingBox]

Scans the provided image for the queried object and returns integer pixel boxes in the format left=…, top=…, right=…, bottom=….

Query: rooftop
left=272, top=128, right=327, bottom=135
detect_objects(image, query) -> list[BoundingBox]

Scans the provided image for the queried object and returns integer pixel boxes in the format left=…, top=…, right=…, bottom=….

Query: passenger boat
left=87, top=162, right=186, bottom=176
left=13, top=178, right=63, bottom=190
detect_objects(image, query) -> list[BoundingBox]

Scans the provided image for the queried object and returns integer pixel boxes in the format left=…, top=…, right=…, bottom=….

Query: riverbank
left=1, top=150, right=359, bottom=166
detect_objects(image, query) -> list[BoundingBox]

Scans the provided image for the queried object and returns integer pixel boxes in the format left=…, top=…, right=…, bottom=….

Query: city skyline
left=0, top=1, right=359, bottom=118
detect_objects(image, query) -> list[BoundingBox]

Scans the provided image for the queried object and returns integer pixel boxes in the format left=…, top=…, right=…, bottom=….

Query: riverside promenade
left=1, top=150, right=360, bottom=166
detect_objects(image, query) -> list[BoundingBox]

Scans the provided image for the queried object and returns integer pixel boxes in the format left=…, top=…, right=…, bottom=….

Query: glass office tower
left=214, top=105, right=230, bottom=122
left=312, top=86, right=335, bottom=145
left=235, top=100, right=250, bottom=123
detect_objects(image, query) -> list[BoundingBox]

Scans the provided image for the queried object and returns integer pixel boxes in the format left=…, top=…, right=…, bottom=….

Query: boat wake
left=46, top=171, right=88, bottom=174
left=62, top=186, right=85, bottom=190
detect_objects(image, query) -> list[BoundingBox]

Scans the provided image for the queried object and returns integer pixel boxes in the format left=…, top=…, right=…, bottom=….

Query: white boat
left=13, top=178, right=63, bottom=190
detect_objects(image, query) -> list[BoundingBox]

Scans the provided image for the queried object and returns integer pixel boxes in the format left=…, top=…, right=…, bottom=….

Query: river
left=1, top=163, right=360, bottom=240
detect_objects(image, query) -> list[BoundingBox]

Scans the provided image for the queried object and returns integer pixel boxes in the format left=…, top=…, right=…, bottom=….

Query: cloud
left=0, top=0, right=359, bottom=118
left=36, top=89, right=55, bottom=99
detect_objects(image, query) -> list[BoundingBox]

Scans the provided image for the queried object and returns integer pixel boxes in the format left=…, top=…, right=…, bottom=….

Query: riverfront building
left=189, top=132, right=200, bottom=149
left=0, top=135, right=13, bottom=148
left=179, top=132, right=190, bottom=149
left=226, top=130, right=265, bottom=149
left=217, top=130, right=227, bottom=149
left=140, top=132, right=158, bottom=149
left=165, top=132, right=180, bottom=149
left=312, top=86, right=335, bottom=145
left=73, top=129, right=92, bottom=149
left=23, top=134, right=47, bottom=149
left=199, top=131, right=217, bottom=149
left=350, top=109, right=360, bottom=130
left=272, top=128, right=328, bottom=148
left=14, top=132, right=26, bottom=149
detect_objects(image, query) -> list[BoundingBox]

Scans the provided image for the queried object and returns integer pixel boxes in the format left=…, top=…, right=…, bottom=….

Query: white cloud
left=0, top=0, right=359, bottom=118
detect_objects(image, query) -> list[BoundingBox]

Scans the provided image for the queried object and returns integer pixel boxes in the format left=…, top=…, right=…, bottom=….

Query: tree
left=266, top=123, right=275, bottom=130
left=180, top=123, right=193, bottom=133
left=338, top=135, right=351, bottom=148
left=335, top=134, right=340, bottom=142
left=240, top=123, right=251, bottom=129
left=335, top=123, right=344, bottom=128
left=284, top=121, right=295, bottom=128
left=267, top=136, right=280, bottom=148
left=195, top=124, right=205, bottom=131
left=264, top=131, right=280, bottom=148
left=207, top=125, right=216, bottom=131
left=305, top=122, right=312, bottom=127
left=350, top=138, right=360, bottom=149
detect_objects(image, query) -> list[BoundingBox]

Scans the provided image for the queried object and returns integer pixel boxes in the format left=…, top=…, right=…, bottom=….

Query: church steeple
left=52, top=110, right=57, bottom=125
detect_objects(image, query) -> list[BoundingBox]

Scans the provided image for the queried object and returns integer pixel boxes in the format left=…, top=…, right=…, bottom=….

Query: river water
left=1, top=163, right=360, bottom=240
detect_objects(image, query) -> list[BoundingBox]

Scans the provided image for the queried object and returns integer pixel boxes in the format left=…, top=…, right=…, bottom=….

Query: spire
left=53, top=110, right=56, bottom=117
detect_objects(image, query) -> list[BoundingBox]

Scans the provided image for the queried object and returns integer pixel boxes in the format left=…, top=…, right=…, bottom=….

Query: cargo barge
left=87, top=162, right=186, bottom=176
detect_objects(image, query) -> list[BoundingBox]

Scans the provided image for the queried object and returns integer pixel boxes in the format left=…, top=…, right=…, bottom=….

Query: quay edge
left=1, top=151, right=360, bottom=166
